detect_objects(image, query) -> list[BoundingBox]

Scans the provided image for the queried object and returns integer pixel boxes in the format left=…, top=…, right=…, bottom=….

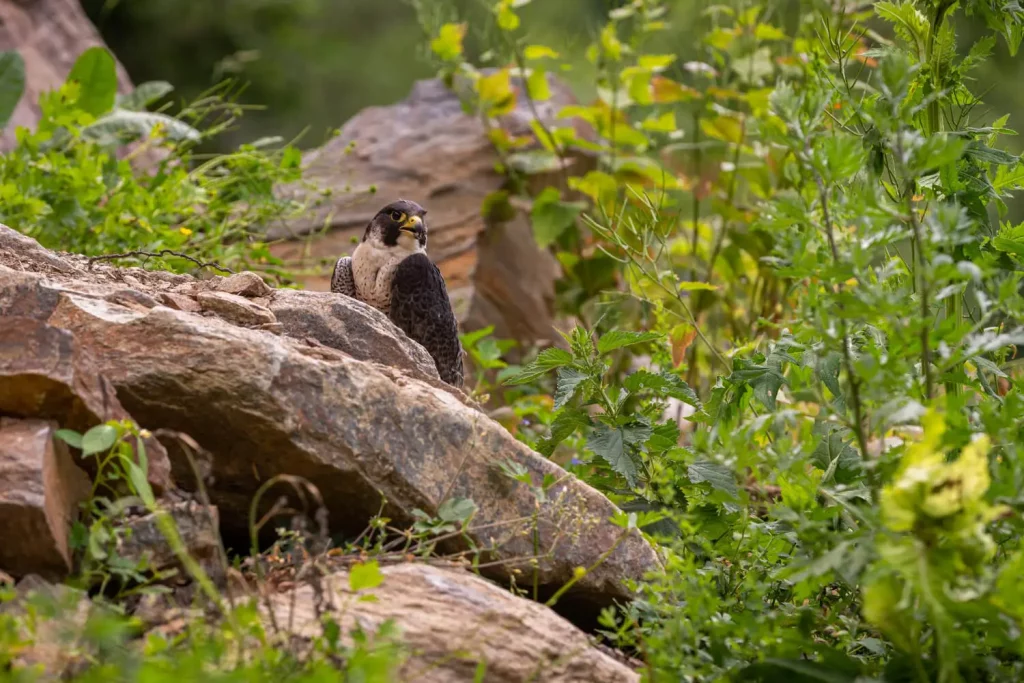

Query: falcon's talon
left=330, top=199, right=464, bottom=388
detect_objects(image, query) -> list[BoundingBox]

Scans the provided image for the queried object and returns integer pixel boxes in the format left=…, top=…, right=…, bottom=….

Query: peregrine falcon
left=331, top=199, right=464, bottom=388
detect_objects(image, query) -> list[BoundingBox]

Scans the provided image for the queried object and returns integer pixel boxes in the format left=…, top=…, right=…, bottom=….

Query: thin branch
left=87, top=249, right=234, bottom=274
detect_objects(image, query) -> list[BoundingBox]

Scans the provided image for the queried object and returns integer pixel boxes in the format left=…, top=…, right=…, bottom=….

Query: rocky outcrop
left=268, top=76, right=591, bottom=351
left=264, top=562, right=641, bottom=682
left=0, top=224, right=659, bottom=620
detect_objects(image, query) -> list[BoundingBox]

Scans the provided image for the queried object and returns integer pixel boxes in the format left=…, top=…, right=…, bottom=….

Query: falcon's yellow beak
left=399, top=215, right=423, bottom=233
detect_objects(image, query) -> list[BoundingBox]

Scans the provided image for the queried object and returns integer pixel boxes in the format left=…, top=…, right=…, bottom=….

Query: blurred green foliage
left=84, top=0, right=1024, bottom=226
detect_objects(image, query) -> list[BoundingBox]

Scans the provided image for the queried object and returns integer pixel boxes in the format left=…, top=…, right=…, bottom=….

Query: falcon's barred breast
left=330, top=200, right=464, bottom=388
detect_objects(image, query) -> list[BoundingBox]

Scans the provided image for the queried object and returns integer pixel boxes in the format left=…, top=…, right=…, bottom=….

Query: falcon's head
left=362, top=199, right=428, bottom=254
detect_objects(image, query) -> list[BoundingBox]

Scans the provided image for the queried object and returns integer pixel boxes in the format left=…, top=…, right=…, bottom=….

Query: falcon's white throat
left=351, top=231, right=426, bottom=313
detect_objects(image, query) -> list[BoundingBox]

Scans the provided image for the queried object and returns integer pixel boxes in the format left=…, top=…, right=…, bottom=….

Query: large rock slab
left=268, top=76, right=591, bottom=350
left=0, top=418, right=90, bottom=579
left=0, top=226, right=659, bottom=616
left=264, top=563, right=640, bottom=682
left=0, top=315, right=174, bottom=493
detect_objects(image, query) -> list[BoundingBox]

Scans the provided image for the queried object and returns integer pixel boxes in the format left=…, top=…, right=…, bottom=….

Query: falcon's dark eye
left=389, top=210, right=405, bottom=222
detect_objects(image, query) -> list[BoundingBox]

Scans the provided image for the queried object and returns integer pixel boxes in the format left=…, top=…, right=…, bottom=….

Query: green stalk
left=927, top=1, right=961, bottom=400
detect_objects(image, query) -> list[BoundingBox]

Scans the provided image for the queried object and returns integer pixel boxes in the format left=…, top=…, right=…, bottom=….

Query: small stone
left=105, top=288, right=159, bottom=310
left=214, top=271, right=272, bottom=298
left=196, top=290, right=276, bottom=327
left=159, top=292, right=202, bottom=313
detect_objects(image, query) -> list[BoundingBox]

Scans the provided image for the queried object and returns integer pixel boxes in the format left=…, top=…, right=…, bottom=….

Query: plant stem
left=807, top=144, right=875, bottom=498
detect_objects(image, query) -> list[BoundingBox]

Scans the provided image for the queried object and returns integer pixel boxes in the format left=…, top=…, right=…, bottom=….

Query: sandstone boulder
left=0, top=418, right=90, bottom=579
left=268, top=76, right=591, bottom=350
left=264, top=562, right=640, bottom=682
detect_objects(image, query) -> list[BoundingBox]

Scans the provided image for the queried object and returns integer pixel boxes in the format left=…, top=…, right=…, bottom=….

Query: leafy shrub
left=419, top=0, right=1024, bottom=679
left=0, top=46, right=320, bottom=280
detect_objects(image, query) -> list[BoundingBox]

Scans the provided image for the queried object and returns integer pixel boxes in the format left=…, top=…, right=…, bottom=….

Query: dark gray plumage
left=330, top=200, right=464, bottom=388
left=388, top=252, right=464, bottom=387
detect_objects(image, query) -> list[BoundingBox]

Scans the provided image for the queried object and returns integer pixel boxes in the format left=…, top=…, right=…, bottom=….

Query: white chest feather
left=351, top=240, right=410, bottom=312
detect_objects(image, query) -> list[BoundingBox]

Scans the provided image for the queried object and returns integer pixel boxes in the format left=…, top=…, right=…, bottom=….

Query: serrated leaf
left=539, top=408, right=590, bottom=456
left=622, top=370, right=701, bottom=408
left=0, top=51, right=25, bottom=129
left=994, top=162, right=1024, bottom=192
left=116, top=81, right=173, bottom=111
left=81, top=424, right=118, bottom=456
left=964, top=140, right=1020, bottom=166
left=596, top=330, right=662, bottom=354
left=587, top=425, right=639, bottom=487
left=554, top=367, right=589, bottom=409
left=646, top=421, right=680, bottom=454
left=66, top=46, right=118, bottom=117
left=732, top=357, right=786, bottom=411
left=503, top=347, right=573, bottom=385
left=687, top=460, right=738, bottom=498
left=349, top=561, right=384, bottom=592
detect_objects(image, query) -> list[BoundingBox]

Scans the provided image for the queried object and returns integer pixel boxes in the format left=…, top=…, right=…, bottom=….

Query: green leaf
left=992, top=221, right=1024, bottom=258
left=994, top=162, right=1024, bottom=192
left=875, top=1, right=929, bottom=48
left=524, top=44, right=559, bottom=60
left=349, top=561, right=384, bottom=592
left=539, top=408, right=590, bottom=456
left=126, top=460, right=155, bottom=507
left=82, top=109, right=201, bottom=145
left=910, top=134, right=966, bottom=171
left=55, top=429, right=83, bottom=449
left=587, top=425, right=639, bottom=487
left=677, top=281, right=718, bottom=292
left=0, top=51, right=25, bottom=130
left=554, top=367, right=589, bottom=409
left=438, top=497, right=477, bottom=523
left=116, top=81, right=173, bottom=111
left=687, top=460, right=738, bottom=498
left=526, top=69, right=551, bottom=101
left=964, top=140, right=1020, bottom=166
left=503, top=347, right=573, bottom=385
left=820, top=134, right=867, bottom=181
left=81, top=424, right=118, bottom=456
left=754, top=23, right=787, bottom=40
left=66, top=46, right=118, bottom=117
left=622, top=370, right=701, bottom=408
left=431, top=23, right=467, bottom=61
left=460, top=325, right=496, bottom=348
left=531, top=188, right=584, bottom=249
left=596, top=330, right=662, bottom=354
left=732, top=357, right=786, bottom=411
